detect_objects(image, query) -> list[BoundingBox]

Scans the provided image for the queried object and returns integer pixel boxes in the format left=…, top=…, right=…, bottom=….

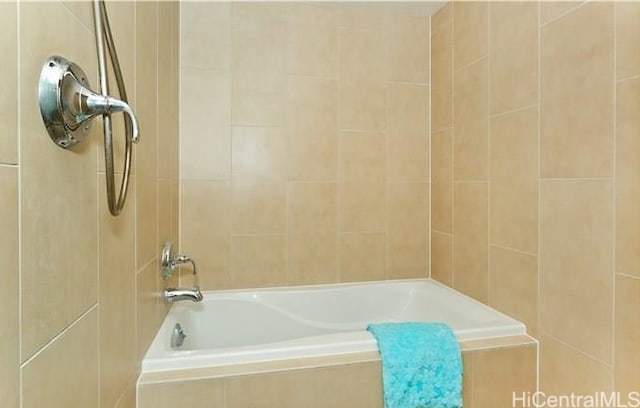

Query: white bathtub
left=142, top=279, right=525, bottom=372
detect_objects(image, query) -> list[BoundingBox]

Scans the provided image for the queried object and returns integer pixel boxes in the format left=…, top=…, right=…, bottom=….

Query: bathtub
left=142, top=279, right=526, bottom=373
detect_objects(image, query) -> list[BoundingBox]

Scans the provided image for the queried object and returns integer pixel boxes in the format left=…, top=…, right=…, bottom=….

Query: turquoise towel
left=367, top=322, right=463, bottom=408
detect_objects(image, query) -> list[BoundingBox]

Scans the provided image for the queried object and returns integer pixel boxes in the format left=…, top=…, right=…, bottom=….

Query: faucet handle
left=160, top=242, right=198, bottom=281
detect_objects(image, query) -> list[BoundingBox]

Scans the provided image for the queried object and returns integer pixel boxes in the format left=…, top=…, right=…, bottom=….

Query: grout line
left=16, top=1, right=23, bottom=406
left=540, top=176, right=614, bottom=181
left=453, top=180, right=488, bottom=184
left=541, top=331, right=614, bottom=368
left=489, top=243, right=538, bottom=258
left=428, top=13, right=433, bottom=280
left=486, top=1, right=492, bottom=305
left=540, top=1, right=588, bottom=29
left=536, top=0, right=542, bottom=393
left=335, top=21, right=341, bottom=283
left=489, top=103, right=539, bottom=119
left=19, top=304, right=99, bottom=369
left=452, top=54, right=488, bottom=75
left=611, top=0, right=618, bottom=380
left=0, top=162, right=19, bottom=167
left=383, top=19, right=390, bottom=281
left=616, top=272, right=640, bottom=281
left=450, top=2, right=455, bottom=290
left=616, top=73, right=640, bottom=83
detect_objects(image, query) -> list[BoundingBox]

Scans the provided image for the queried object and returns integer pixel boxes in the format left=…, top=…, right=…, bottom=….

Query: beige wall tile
left=227, top=369, right=316, bottom=408
left=541, top=2, right=614, bottom=178
left=287, top=77, right=337, bottom=132
left=22, top=309, right=99, bottom=408
left=288, top=4, right=338, bottom=78
left=99, top=176, right=137, bottom=408
left=616, top=78, right=640, bottom=278
left=288, top=233, right=338, bottom=285
left=431, top=21, right=453, bottom=132
left=453, top=1, right=488, bottom=71
left=181, top=180, right=232, bottom=290
left=339, top=131, right=386, bottom=182
left=462, top=352, right=474, bottom=407
left=339, top=232, right=387, bottom=282
left=540, top=334, right=612, bottom=394
left=489, top=246, right=538, bottom=337
left=136, top=1, right=159, bottom=269
left=137, top=261, right=161, bottom=361
left=180, top=2, right=230, bottom=71
left=540, top=179, right=613, bottom=362
left=453, top=182, right=488, bottom=302
left=453, top=59, right=488, bottom=181
left=231, top=12, right=286, bottom=126
left=339, top=80, right=387, bottom=132
left=316, top=362, right=383, bottom=408
left=232, top=178, right=286, bottom=234
left=615, top=275, right=640, bottom=397
left=232, top=126, right=286, bottom=180
left=180, top=67, right=231, bottom=180
left=431, top=3, right=452, bottom=35
left=288, top=129, right=337, bottom=182
left=0, top=3, right=17, bottom=164
left=20, top=1, right=98, bottom=360
left=158, top=1, right=179, bottom=182
left=431, top=231, right=452, bottom=285
left=490, top=107, right=538, bottom=253
left=289, top=183, right=337, bottom=233
left=232, top=235, right=287, bottom=288
left=489, top=2, right=538, bottom=115
left=340, top=28, right=386, bottom=82
left=617, top=2, right=640, bottom=80
left=114, top=382, right=136, bottom=408
left=140, top=378, right=225, bottom=408
left=540, top=2, right=585, bottom=26
left=387, top=14, right=429, bottom=83
left=0, top=166, right=18, bottom=407
left=432, top=129, right=452, bottom=232
left=388, top=83, right=430, bottom=182
left=388, top=182, right=429, bottom=279
left=473, top=345, right=537, bottom=407
left=338, top=6, right=386, bottom=30
left=339, top=182, right=386, bottom=233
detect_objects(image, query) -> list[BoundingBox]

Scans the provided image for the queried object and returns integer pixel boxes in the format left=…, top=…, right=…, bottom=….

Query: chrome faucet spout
left=164, top=286, right=203, bottom=303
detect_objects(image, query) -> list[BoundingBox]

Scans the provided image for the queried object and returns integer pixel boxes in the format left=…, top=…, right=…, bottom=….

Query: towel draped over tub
left=367, top=322, right=463, bottom=408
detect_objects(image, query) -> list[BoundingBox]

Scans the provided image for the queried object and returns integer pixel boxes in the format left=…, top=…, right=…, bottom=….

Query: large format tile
left=22, top=309, right=99, bottom=408
left=453, top=182, right=488, bottom=302
left=0, top=2, right=17, bottom=164
left=615, top=275, right=640, bottom=398
left=0, top=166, right=18, bottom=407
left=489, top=107, right=538, bottom=253
left=540, top=2, right=614, bottom=178
left=489, top=1, right=538, bottom=115
left=20, top=1, right=98, bottom=360
left=540, top=179, right=613, bottom=362
left=453, top=1, right=488, bottom=71
left=616, top=78, right=640, bottom=278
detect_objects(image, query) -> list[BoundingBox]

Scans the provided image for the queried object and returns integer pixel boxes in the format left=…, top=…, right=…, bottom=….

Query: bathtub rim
left=142, top=278, right=528, bottom=374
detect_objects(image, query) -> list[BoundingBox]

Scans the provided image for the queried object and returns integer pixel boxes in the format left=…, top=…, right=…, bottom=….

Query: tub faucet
left=160, top=242, right=203, bottom=303
left=164, top=286, right=203, bottom=303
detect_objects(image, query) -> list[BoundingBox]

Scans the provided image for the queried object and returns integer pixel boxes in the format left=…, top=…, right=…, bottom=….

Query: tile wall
left=179, top=3, right=431, bottom=290
left=431, top=0, right=640, bottom=394
left=0, top=1, right=180, bottom=407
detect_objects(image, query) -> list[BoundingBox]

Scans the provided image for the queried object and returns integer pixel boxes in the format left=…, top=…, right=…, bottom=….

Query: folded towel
left=367, top=322, right=463, bottom=408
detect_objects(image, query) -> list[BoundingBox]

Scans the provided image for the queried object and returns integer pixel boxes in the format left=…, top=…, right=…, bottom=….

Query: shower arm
left=94, top=0, right=138, bottom=216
